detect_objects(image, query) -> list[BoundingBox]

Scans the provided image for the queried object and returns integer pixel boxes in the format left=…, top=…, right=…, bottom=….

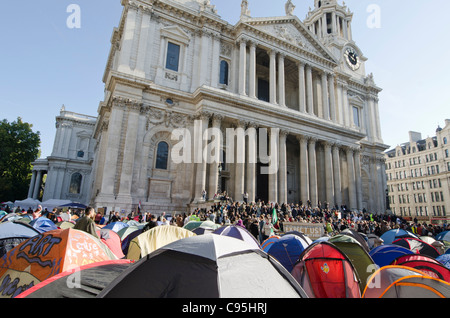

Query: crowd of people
left=3, top=198, right=450, bottom=245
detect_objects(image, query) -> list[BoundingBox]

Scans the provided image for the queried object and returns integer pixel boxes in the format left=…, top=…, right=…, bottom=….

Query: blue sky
left=1, top=0, right=449, bottom=159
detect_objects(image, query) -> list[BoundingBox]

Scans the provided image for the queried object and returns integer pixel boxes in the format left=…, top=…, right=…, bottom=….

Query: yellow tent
left=126, top=226, right=196, bottom=261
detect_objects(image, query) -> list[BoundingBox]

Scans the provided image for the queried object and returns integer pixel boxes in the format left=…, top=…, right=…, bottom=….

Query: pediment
left=242, top=17, right=337, bottom=64
left=160, top=25, right=190, bottom=44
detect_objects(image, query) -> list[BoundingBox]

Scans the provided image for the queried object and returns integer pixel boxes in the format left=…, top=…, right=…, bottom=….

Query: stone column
left=354, top=149, right=363, bottom=210
left=234, top=121, right=246, bottom=202
left=306, top=64, right=314, bottom=115
left=33, top=170, right=43, bottom=200
left=249, top=42, right=257, bottom=99
left=268, top=128, right=279, bottom=203
left=278, top=131, right=288, bottom=204
left=246, top=122, right=258, bottom=203
left=321, top=71, right=330, bottom=120
left=332, top=144, right=342, bottom=207
left=308, top=138, right=318, bottom=207
left=28, top=171, right=37, bottom=198
left=269, top=50, right=277, bottom=104
left=117, top=104, right=142, bottom=202
left=99, top=99, right=125, bottom=199
left=208, top=115, right=223, bottom=199
left=298, top=135, right=309, bottom=204
left=328, top=73, right=337, bottom=122
left=323, top=141, right=334, bottom=206
left=298, top=62, right=306, bottom=113
left=346, top=147, right=357, bottom=210
left=239, top=39, right=247, bottom=96
left=278, top=53, right=286, bottom=107
left=194, top=113, right=210, bottom=202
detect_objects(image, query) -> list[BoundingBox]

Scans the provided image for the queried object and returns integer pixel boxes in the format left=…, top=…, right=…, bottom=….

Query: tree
left=0, top=118, right=40, bottom=202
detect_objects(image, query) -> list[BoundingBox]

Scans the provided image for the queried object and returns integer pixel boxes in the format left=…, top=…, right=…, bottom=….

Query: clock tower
left=304, top=0, right=367, bottom=77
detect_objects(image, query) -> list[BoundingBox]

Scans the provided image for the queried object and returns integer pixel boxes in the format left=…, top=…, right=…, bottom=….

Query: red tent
left=96, top=228, right=125, bottom=259
left=291, top=242, right=361, bottom=298
left=391, top=254, right=450, bottom=282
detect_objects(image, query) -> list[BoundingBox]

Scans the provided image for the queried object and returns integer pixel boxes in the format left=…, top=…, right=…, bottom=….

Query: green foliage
left=0, top=118, right=40, bottom=202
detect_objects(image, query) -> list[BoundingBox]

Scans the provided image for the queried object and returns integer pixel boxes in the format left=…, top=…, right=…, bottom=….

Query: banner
left=282, top=222, right=324, bottom=240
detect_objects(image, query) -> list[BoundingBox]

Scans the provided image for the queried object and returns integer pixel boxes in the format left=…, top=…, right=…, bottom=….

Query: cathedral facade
left=32, top=0, right=389, bottom=215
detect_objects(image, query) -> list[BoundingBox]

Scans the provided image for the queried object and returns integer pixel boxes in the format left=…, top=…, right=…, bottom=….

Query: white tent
left=41, top=199, right=72, bottom=211
left=14, top=198, right=41, bottom=210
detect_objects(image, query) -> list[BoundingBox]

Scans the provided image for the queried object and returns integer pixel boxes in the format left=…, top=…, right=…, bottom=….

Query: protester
left=73, top=207, right=99, bottom=238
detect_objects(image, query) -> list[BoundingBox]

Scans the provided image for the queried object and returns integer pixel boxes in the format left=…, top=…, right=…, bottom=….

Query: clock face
left=345, top=48, right=360, bottom=71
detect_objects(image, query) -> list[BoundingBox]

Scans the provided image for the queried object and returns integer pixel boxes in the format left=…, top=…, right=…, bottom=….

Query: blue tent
left=29, top=217, right=58, bottom=233
left=213, top=225, right=260, bottom=249
left=436, top=231, right=450, bottom=242
left=437, top=254, right=450, bottom=269
left=103, top=221, right=129, bottom=233
left=265, top=234, right=310, bottom=272
left=369, top=244, right=415, bottom=267
left=380, top=229, right=418, bottom=245
left=0, top=221, right=41, bottom=257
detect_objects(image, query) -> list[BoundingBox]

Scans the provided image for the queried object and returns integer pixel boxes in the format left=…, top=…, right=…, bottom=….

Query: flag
left=272, top=208, right=277, bottom=225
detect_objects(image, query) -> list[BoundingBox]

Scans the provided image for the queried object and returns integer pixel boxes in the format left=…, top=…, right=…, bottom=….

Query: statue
left=285, top=0, right=295, bottom=16
left=241, top=0, right=250, bottom=17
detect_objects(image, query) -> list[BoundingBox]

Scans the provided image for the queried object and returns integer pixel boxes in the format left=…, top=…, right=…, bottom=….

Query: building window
left=69, top=173, right=82, bottom=194
left=445, top=149, right=449, bottom=158
left=77, top=150, right=85, bottom=158
left=219, top=60, right=229, bottom=85
left=155, top=141, right=169, bottom=170
left=444, top=137, right=448, bottom=145
left=352, top=106, right=360, bottom=127
left=166, top=42, right=181, bottom=72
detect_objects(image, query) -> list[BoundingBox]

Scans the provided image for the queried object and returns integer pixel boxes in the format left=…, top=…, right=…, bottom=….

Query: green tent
left=330, top=234, right=376, bottom=294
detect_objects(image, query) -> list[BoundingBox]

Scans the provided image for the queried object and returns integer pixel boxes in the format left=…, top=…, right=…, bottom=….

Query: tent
left=103, top=222, right=129, bottom=233
left=58, top=202, right=87, bottom=209
left=291, top=242, right=361, bottom=298
left=40, top=199, right=72, bottom=211
left=392, top=237, right=441, bottom=258
left=437, top=254, right=450, bottom=269
left=13, top=198, right=41, bottom=210
left=283, top=231, right=313, bottom=245
left=380, top=229, right=418, bottom=245
left=367, top=234, right=384, bottom=250
left=369, top=244, right=415, bottom=268
left=329, top=235, right=376, bottom=294
left=192, top=226, right=214, bottom=235
left=183, top=220, right=220, bottom=231
left=121, top=228, right=144, bottom=256
left=0, top=221, right=40, bottom=258
left=98, top=234, right=308, bottom=298
left=363, top=265, right=450, bottom=298
left=436, top=231, right=450, bottom=242
left=29, top=217, right=58, bottom=233
left=56, top=221, right=75, bottom=229
left=339, top=229, right=370, bottom=253
left=260, top=235, right=281, bottom=252
left=117, top=225, right=141, bottom=241
left=16, top=259, right=134, bottom=298
left=0, top=229, right=117, bottom=298
left=212, top=225, right=260, bottom=249
left=126, top=226, right=196, bottom=261
left=265, top=234, right=310, bottom=273
left=96, top=228, right=125, bottom=259
left=391, top=254, right=450, bottom=282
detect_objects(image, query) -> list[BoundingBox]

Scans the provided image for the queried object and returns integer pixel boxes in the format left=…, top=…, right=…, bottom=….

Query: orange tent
left=0, top=228, right=117, bottom=298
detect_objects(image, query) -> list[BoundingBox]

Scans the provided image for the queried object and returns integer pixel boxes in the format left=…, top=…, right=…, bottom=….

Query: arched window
left=444, top=137, right=448, bottom=145
left=69, top=173, right=82, bottom=194
left=155, top=141, right=169, bottom=170
left=219, top=60, right=229, bottom=85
